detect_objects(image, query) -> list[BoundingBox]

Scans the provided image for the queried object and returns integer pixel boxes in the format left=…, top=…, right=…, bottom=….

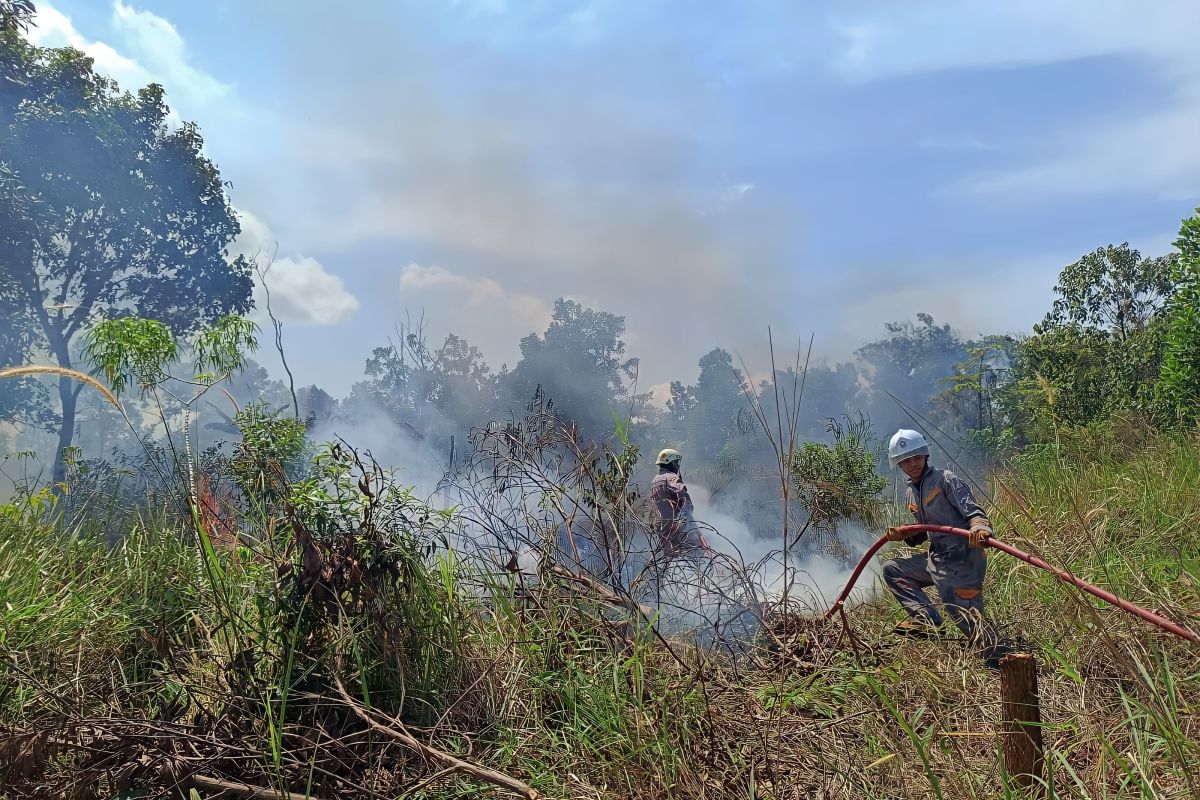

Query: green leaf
left=193, top=315, right=259, bottom=377
left=82, top=317, right=177, bottom=395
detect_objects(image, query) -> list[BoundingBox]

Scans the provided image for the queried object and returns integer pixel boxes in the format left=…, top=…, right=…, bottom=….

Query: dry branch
left=549, top=563, right=652, bottom=618
left=332, top=675, right=539, bottom=799
left=191, top=773, right=319, bottom=800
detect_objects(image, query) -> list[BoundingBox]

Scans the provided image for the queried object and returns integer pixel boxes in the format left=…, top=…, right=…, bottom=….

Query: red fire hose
left=824, top=524, right=1200, bottom=646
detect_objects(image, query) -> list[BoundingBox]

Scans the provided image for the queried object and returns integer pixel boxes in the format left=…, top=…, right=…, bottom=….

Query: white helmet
left=888, top=429, right=930, bottom=468
left=655, top=448, right=682, bottom=467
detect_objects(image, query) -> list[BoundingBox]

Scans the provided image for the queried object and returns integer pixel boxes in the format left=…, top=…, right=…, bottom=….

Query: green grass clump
left=2, top=425, right=1198, bottom=799
left=0, top=506, right=225, bottom=719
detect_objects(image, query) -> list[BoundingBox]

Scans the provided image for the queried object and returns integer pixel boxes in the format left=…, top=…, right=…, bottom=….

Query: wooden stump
left=1000, top=653, right=1044, bottom=794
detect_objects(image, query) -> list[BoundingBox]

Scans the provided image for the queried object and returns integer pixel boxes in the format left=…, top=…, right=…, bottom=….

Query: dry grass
left=2, top=424, right=1197, bottom=799
left=0, top=365, right=123, bottom=412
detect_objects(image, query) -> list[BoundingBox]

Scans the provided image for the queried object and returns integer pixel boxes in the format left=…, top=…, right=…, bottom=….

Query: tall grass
left=2, top=422, right=1198, bottom=798
left=980, top=421, right=1200, bottom=798
left=1, top=507, right=219, bottom=719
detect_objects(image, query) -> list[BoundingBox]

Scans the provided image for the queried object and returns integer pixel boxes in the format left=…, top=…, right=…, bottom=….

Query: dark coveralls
left=883, top=464, right=995, bottom=644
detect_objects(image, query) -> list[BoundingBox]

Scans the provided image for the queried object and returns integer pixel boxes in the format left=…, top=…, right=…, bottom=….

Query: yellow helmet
left=655, top=448, right=682, bottom=466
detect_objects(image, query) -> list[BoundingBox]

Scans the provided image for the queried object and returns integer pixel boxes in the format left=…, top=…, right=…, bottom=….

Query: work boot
left=980, top=638, right=1023, bottom=670
left=893, top=616, right=942, bottom=639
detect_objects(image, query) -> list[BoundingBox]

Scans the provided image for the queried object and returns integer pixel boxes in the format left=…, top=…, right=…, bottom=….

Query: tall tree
left=1157, top=209, right=1200, bottom=426
left=503, top=299, right=637, bottom=441
left=297, top=384, right=336, bottom=428
left=1040, top=243, right=1175, bottom=343
left=1011, top=243, right=1179, bottom=431
left=351, top=322, right=495, bottom=449
left=855, top=313, right=967, bottom=436
left=936, top=336, right=1018, bottom=451
left=682, top=348, right=745, bottom=461
left=792, top=362, right=860, bottom=441
left=665, top=380, right=696, bottom=429
left=0, top=260, right=50, bottom=428
left=0, top=34, right=253, bottom=481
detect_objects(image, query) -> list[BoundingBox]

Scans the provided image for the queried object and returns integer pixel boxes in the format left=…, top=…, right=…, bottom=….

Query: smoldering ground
left=309, top=398, right=886, bottom=650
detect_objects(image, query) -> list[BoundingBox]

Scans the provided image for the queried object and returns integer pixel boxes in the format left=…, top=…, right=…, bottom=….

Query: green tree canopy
left=0, top=33, right=253, bottom=480
left=797, top=362, right=861, bottom=441
left=855, top=313, right=967, bottom=437
left=503, top=299, right=637, bottom=440
left=680, top=348, right=745, bottom=461
left=1157, top=209, right=1200, bottom=425
left=792, top=415, right=885, bottom=539
left=0, top=1, right=34, bottom=33
left=997, top=242, right=1181, bottom=436
left=351, top=323, right=496, bottom=450
left=1039, top=243, right=1176, bottom=342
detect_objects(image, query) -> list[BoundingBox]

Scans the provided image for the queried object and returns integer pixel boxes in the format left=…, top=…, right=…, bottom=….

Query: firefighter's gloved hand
left=968, top=519, right=992, bottom=549
left=885, top=527, right=909, bottom=542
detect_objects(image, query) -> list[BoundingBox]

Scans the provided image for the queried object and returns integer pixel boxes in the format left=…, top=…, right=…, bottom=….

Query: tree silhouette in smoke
left=503, top=299, right=639, bottom=442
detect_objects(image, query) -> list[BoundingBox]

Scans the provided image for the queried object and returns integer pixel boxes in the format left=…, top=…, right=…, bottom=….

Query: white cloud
left=30, top=1, right=228, bottom=114
left=256, top=256, right=360, bottom=327
left=399, top=263, right=551, bottom=331
left=961, top=98, right=1200, bottom=201
left=234, top=209, right=359, bottom=327
left=110, top=1, right=229, bottom=107
left=831, top=2, right=1198, bottom=82
left=832, top=1, right=1200, bottom=203
left=646, top=381, right=673, bottom=410
left=30, top=2, right=152, bottom=89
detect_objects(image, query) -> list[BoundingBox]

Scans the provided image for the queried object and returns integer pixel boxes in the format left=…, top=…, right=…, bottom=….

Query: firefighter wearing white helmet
left=655, top=448, right=682, bottom=467
left=881, top=428, right=1004, bottom=666
left=650, top=448, right=706, bottom=555
left=888, top=429, right=930, bottom=468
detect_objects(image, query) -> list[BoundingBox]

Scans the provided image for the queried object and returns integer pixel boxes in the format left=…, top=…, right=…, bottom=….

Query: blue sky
left=28, top=1, right=1200, bottom=400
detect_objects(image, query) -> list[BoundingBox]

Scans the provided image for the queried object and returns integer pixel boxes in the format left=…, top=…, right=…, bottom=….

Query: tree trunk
left=48, top=325, right=77, bottom=490
left=51, top=373, right=77, bottom=487
left=1000, top=653, right=1044, bottom=795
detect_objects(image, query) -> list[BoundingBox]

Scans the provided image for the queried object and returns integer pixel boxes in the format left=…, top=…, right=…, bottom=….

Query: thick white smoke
left=688, top=484, right=882, bottom=612
left=305, top=399, right=451, bottom=501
